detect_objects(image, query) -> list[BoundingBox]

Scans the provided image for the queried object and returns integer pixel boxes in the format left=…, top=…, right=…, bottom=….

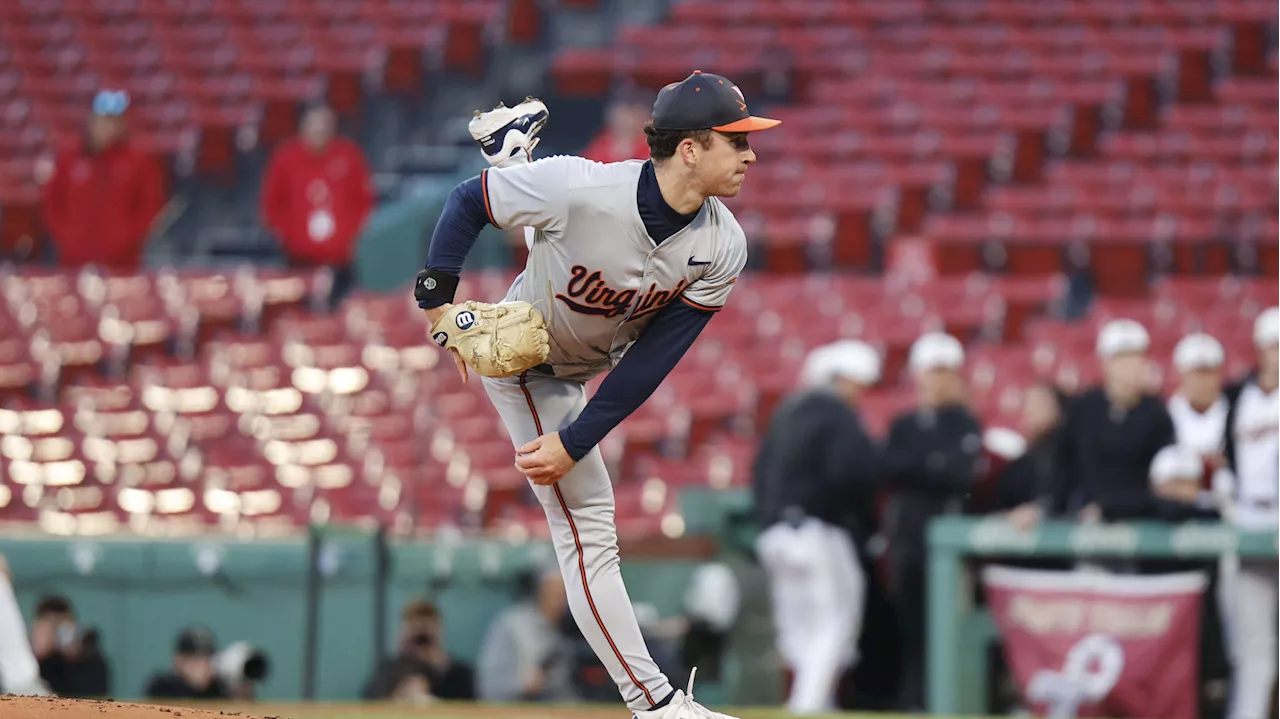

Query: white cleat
left=632, top=668, right=739, bottom=719
left=468, top=96, right=549, bottom=167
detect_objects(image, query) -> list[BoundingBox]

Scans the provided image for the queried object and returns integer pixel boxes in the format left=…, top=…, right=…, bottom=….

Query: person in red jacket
left=580, top=95, right=651, bottom=164
left=260, top=105, right=373, bottom=306
left=41, top=90, right=166, bottom=269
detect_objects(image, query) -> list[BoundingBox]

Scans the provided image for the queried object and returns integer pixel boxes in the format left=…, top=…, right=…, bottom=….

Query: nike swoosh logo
left=688, top=258, right=711, bottom=266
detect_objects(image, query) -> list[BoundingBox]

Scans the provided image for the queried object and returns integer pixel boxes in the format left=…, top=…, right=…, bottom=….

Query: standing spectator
left=999, top=382, right=1069, bottom=525
left=1044, top=320, right=1175, bottom=522
left=1167, top=332, right=1233, bottom=706
left=1221, top=307, right=1278, bottom=719
left=580, top=95, right=652, bottom=164
left=752, top=340, right=882, bottom=715
left=41, top=89, right=166, bottom=268
left=1009, top=321, right=1171, bottom=527
left=476, top=568, right=577, bottom=703
left=1146, top=445, right=1222, bottom=520
left=143, top=627, right=230, bottom=700
left=362, top=599, right=475, bottom=702
left=1168, top=333, right=1231, bottom=491
left=28, top=595, right=109, bottom=698
left=884, top=332, right=984, bottom=711
left=1146, top=442, right=1234, bottom=719
left=260, top=104, right=374, bottom=306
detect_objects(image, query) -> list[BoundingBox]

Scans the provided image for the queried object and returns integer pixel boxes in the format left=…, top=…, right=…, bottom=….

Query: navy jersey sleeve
left=558, top=300, right=714, bottom=461
left=419, top=175, right=490, bottom=309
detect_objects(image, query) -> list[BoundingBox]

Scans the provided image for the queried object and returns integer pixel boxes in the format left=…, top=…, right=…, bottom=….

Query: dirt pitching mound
left=0, top=696, right=269, bottom=719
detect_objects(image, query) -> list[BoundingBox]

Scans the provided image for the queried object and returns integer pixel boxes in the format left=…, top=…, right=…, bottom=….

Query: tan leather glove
left=430, top=301, right=551, bottom=378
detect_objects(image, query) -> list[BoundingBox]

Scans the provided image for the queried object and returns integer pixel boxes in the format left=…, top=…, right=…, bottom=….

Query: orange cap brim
left=711, top=116, right=782, bottom=132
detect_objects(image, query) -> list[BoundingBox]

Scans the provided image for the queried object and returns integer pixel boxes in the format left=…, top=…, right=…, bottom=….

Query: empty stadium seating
left=0, top=264, right=1271, bottom=539
left=0, top=0, right=1275, bottom=539
left=0, top=0, right=524, bottom=251
left=553, top=0, right=1278, bottom=287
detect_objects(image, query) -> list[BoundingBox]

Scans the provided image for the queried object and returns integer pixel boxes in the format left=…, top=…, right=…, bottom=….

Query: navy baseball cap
left=652, top=70, right=781, bottom=133
left=175, top=627, right=216, bottom=656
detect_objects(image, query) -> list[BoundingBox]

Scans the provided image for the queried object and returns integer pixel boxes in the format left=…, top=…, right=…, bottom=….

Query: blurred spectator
left=0, top=556, right=51, bottom=697
left=1221, top=307, right=1278, bottom=719
left=999, top=382, right=1068, bottom=526
left=362, top=599, right=475, bottom=702
left=261, top=104, right=373, bottom=306
left=143, top=627, right=230, bottom=700
left=580, top=95, right=651, bottom=163
left=884, top=332, right=983, bottom=711
left=1145, top=444, right=1232, bottom=717
left=477, top=568, right=577, bottom=703
left=1168, top=333, right=1230, bottom=492
left=753, top=340, right=882, bottom=715
left=1046, top=320, right=1175, bottom=523
left=29, top=595, right=109, bottom=698
left=1166, top=333, right=1234, bottom=715
left=1146, top=445, right=1222, bottom=520
left=40, top=89, right=166, bottom=268
left=563, top=602, right=628, bottom=703
left=675, top=562, right=741, bottom=685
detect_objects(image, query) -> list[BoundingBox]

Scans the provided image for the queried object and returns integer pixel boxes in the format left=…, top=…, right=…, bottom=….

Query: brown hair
left=643, top=120, right=713, bottom=161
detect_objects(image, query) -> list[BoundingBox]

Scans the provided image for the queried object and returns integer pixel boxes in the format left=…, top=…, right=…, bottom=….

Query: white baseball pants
left=1216, top=553, right=1237, bottom=656
left=483, top=372, right=674, bottom=712
left=1227, top=559, right=1277, bottom=719
left=756, top=517, right=866, bottom=715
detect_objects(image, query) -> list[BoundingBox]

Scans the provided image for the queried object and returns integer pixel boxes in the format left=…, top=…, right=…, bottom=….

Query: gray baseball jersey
left=480, top=156, right=748, bottom=381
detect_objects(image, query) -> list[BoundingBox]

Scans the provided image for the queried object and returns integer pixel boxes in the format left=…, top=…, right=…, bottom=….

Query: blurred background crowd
left=0, top=0, right=1276, bottom=717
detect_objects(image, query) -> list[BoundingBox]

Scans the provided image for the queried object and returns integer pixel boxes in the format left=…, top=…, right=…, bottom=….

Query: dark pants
left=891, top=554, right=928, bottom=711
left=845, top=551, right=903, bottom=711
left=286, top=259, right=355, bottom=310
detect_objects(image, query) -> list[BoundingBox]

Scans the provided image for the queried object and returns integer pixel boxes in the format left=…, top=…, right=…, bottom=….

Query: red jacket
left=42, top=138, right=166, bottom=268
left=260, top=137, right=373, bottom=265
left=581, top=130, right=650, bottom=164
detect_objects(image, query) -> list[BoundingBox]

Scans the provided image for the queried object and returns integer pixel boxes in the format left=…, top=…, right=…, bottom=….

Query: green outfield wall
left=0, top=529, right=707, bottom=702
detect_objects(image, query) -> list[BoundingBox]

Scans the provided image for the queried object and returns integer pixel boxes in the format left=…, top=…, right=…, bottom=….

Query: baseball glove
left=430, top=301, right=551, bottom=378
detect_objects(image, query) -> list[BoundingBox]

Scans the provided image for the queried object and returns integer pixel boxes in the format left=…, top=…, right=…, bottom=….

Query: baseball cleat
left=632, top=668, right=739, bottom=719
left=469, top=96, right=549, bottom=167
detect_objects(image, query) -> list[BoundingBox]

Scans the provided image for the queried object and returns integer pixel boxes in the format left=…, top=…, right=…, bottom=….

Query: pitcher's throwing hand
left=515, top=432, right=575, bottom=485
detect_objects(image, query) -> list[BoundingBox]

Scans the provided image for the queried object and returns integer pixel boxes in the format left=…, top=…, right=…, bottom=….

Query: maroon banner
left=982, top=566, right=1207, bottom=719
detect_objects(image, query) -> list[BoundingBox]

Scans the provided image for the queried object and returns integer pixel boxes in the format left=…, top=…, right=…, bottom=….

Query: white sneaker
left=469, top=96, right=549, bottom=167
left=633, top=668, right=739, bottom=719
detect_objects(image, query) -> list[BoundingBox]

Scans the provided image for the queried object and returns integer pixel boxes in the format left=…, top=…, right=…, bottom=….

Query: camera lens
left=243, top=652, right=270, bottom=682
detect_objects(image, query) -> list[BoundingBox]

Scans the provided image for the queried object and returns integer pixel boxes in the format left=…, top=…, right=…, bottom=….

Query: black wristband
left=414, top=269, right=460, bottom=308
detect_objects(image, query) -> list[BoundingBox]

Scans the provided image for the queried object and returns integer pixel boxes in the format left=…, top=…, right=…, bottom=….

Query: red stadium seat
left=0, top=0, right=1270, bottom=540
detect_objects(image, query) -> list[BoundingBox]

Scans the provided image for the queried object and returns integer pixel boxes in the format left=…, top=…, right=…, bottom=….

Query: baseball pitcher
left=416, top=71, right=779, bottom=719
